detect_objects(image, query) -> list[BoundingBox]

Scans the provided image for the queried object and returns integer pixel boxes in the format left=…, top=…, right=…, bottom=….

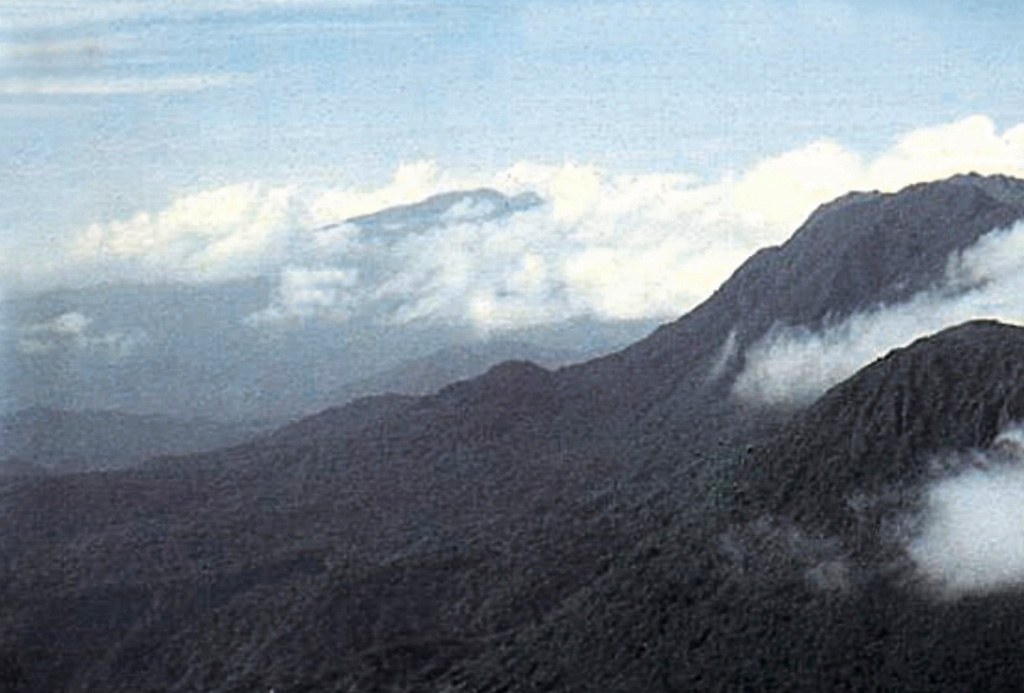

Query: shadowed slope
left=444, top=321, right=1024, bottom=692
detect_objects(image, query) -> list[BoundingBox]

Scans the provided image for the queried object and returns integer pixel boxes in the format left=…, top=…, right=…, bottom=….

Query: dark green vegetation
left=446, top=320, right=1024, bottom=692
left=3, top=175, right=1024, bottom=691
left=0, top=407, right=266, bottom=474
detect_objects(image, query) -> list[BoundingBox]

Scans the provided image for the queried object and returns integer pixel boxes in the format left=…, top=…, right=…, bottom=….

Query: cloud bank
left=910, top=425, right=1024, bottom=596
left=733, top=218, right=1024, bottom=406
left=246, top=267, right=359, bottom=325
left=8, top=115, right=1024, bottom=334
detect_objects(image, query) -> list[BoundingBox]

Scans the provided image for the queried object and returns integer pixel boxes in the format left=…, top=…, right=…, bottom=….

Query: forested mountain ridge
left=4, top=174, right=1024, bottom=690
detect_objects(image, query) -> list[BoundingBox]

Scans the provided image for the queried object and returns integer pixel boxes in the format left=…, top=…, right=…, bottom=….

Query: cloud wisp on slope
left=734, top=218, right=1024, bottom=407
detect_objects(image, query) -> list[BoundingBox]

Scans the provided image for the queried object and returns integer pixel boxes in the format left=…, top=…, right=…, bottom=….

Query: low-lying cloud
left=18, top=311, right=147, bottom=358
left=733, top=219, right=1024, bottom=406
left=9, top=115, right=1024, bottom=333
left=909, top=425, right=1024, bottom=596
left=246, top=267, right=360, bottom=325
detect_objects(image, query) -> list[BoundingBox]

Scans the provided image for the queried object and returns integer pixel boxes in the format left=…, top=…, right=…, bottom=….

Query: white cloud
left=728, top=139, right=864, bottom=233
left=247, top=266, right=359, bottom=324
left=0, top=0, right=382, bottom=30
left=910, top=425, right=1024, bottom=596
left=707, top=329, right=739, bottom=382
left=19, top=311, right=93, bottom=353
left=866, top=115, right=1024, bottom=191
left=43, top=311, right=90, bottom=336
left=0, top=37, right=127, bottom=59
left=0, top=73, right=246, bottom=95
left=12, top=114, right=1024, bottom=333
left=375, top=209, right=571, bottom=331
left=309, top=161, right=445, bottom=223
left=0, top=2, right=147, bottom=31
left=18, top=311, right=146, bottom=358
left=732, top=219, right=1024, bottom=407
left=67, top=182, right=304, bottom=284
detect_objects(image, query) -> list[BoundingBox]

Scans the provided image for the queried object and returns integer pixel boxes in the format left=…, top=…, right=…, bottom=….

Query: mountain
left=341, top=187, right=544, bottom=234
left=3, top=174, right=1024, bottom=690
left=443, top=320, right=1024, bottom=691
left=324, top=339, right=588, bottom=409
left=0, top=456, right=44, bottom=477
left=742, top=318, right=1024, bottom=535
left=0, top=407, right=266, bottom=473
left=508, top=172, right=1024, bottom=479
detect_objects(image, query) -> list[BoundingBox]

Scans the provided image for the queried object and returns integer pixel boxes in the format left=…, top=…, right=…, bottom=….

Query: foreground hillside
left=0, top=407, right=265, bottom=474
left=443, top=320, right=1024, bottom=691
left=3, top=174, right=1024, bottom=690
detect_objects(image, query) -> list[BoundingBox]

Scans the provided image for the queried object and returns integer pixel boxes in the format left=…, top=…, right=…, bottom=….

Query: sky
left=3, top=0, right=1024, bottom=326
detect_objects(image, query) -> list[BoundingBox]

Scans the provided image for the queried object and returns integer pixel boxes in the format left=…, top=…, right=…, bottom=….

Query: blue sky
left=2, top=0, right=1024, bottom=315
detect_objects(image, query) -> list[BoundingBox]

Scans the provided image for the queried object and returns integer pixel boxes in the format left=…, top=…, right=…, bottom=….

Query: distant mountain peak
left=340, top=188, right=543, bottom=235
left=479, top=358, right=551, bottom=381
left=799, top=188, right=881, bottom=227
left=439, top=358, right=554, bottom=401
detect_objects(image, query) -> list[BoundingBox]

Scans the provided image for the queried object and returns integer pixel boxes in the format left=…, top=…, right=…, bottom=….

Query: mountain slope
left=532, top=174, right=1024, bottom=445
left=342, top=188, right=543, bottom=234
left=443, top=320, right=1024, bottom=692
left=745, top=319, right=1024, bottom=536
left=3, top=175, right=1024, bottom=690
left=324, top=339, right=587, bottom=409
left=0, top=407, right=265, bottom=473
